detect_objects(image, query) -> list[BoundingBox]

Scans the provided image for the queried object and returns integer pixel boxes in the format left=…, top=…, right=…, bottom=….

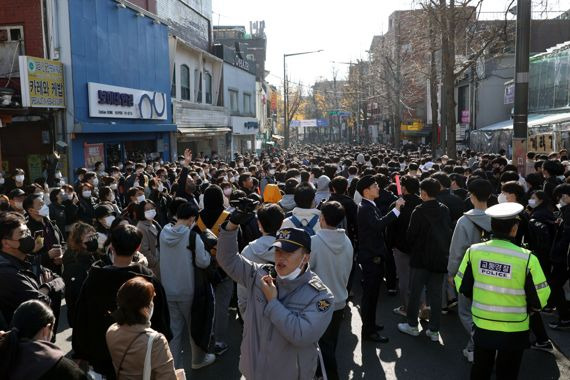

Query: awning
left=177, top=126, right=231, bottom=137
left=476, top=112, right=570, bottom=132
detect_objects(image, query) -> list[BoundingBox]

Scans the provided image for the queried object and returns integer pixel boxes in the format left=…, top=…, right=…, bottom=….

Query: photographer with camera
left=217, top=200, right=334, bottom=380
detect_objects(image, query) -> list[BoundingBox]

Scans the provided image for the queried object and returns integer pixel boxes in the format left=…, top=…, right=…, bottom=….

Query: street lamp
left=283, top=49, right=324, bottom=148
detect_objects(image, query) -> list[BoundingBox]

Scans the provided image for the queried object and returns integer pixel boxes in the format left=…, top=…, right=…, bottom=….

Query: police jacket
left=217, top=227, right=334, bottom=380
left=357, top=199, right=397, bottom=262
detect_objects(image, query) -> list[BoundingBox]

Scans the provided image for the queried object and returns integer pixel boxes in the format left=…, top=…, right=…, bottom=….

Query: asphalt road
left=57, top=282, right=570, bottom=379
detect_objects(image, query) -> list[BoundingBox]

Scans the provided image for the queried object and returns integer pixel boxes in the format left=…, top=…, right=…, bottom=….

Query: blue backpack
left=289, top=215, right=319, bottom=236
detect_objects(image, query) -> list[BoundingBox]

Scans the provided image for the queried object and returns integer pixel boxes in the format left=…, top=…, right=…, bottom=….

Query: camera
left=230, top=197, right=259, bottom=213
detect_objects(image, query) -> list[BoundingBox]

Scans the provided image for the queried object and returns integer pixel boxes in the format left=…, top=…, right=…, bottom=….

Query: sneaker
left=548, top=320, right=570, bottom=330
left=447, top=298, right=458, bottom=308
left=192, top=353, right=216, bottom=369
left=425, top=329, right=440, bottom=342
left=214, top=342, right=229, bottom=356
left=462, top=348, right=474, bottom=363
left=398, top=323, right=420, bottom=337
left=531, top=340, right=554, bottom=353
left=393, top=306, right=407, bottom=317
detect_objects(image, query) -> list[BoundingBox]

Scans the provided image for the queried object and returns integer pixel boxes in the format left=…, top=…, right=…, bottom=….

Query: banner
left=19, top=56, right=65, bottom=108
left=84, top=143, right=105, bottom=169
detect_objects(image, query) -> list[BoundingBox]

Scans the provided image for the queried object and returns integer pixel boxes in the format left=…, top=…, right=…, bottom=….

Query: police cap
left=485, top=202, right=524, bottom=220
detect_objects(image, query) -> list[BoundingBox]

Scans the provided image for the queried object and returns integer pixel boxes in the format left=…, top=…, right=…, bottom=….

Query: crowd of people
left=0, top=143, right=569, bottom=380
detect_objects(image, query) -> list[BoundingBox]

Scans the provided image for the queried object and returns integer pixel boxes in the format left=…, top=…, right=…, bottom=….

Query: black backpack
left=526, top=218, right=554, bottom=259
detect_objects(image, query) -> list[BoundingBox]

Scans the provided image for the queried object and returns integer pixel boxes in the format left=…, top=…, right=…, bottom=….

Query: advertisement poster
left=84, top=143, right=105, bottom=169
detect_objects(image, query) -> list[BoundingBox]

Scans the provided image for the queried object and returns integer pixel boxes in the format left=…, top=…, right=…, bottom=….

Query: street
left=56, top=279, right=570, bottom=379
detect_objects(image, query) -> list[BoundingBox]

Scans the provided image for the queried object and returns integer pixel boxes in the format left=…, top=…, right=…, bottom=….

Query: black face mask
left=18, top=235, right=36, bottom=254
left=85, top=238, right=99, bottom=252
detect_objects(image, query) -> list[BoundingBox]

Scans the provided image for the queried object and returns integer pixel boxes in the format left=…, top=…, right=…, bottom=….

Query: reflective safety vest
left=455, top=239, right=550, bottom=332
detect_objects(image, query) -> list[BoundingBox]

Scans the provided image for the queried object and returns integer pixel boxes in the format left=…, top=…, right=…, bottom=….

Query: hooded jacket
left=217, top=228, right=333, bottom=380
left=278, top=194, right=296, bottom=213
left=159, top=223, right=210, bottom=301
left=72, top=261, right=171, bottom=377
left=448, top=209, right=491, bottom=277
left=310, top=229, right=353, bottom=310
left=407, top=200, right=452, bottom=273
left=237, top=235, right=276, bottom=316
left=314, top=176, right=331, bottom=206
left=281, top=207, right=322, bottom=234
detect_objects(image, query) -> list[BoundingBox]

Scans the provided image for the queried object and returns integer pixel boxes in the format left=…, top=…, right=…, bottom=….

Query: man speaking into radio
left=454, top=202, right=550, bottom=380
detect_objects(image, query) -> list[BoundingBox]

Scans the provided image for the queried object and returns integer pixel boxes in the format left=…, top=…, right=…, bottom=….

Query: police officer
left=455, top=202, right=550, bottom=380
left=217, top=210, right=334, bottom=380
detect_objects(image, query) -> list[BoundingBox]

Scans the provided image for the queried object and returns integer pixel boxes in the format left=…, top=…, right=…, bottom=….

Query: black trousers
left=384, top=249, right=398, bottom=290
left=360, top=258, right=382, bottom=335
left=550, top=264, right=570, bottom=321
left=471, top=346, right=523, bottom=380
left=318, top=309, right=344, bottom=380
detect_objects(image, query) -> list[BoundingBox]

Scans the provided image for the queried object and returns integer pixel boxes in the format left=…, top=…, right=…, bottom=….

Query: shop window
left=205, top=72, right=212, bottom=104
left=0, top=25, right=25, bottom=54
left=171, top=65, right=176, bottom=98
left=194, top=69, right=202, bottom=103
left=229, top=90, right=239, bottom=112
left=243, top=93, right=252, bottom=114
left=180, top=64, right=190, bottom=100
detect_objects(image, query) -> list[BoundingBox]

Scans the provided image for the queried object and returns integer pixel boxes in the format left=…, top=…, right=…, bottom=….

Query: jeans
left=318, top=309, right=344, bottom=380
left=214, top=277, right=234, bottom=343
left=393, top=248, right=411, bottom=309
left=471, top=347, right=523, bottom=380
left=407, top=268, right=444, bottom=332
left=458, top=293, right=474, bottom=351
left=168, top=300, right=207, bottom=368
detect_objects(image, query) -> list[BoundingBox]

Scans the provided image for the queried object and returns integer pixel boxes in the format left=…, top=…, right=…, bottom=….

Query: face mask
left=82, top=190, right=92, bottom=198
left=269, top=169, right=275, bottom=176
left=108, top=194, right=115, bottom=202
left=230, top=176, right=236, bottom=183
left=38, top=204, right=50, bottom=217
left=54, top=172, right=62, bottom=179
left=118, top=163, right=124, bottom=170
left=136, top=169, right=143, bottom=175
left=179, top=160, right=185, bottom=166
left=528, top=199, right=538, bottom=208
left=278, top=256, right=306, bottom=280
left=110, top=183, right=118, bottom=190
left=559, top=198, right=568, bottom=208
left=18, top=235, right=36, bottom=254
left=15, top=175, right=24, bottom=183
left=0, top=177, right=4, bottom=185
left=133, top=180, right=140, bottom=188
left=103, top=215, right=115, bottom=227
left=92, top=178, right=99, bottom=187
left=85, top=237, right=99, bottom=252
left=223, top=188, right=232, bottom=196
left=61, top=193, right=70, bottom=201
left=144, top=209, right=156, bottom=220
left=157, top=183, right=165, bottom=192
left=497, top=193, right=507, bottom=204
left=136, top=194, right=145, bottom=203
left=222, top=176, right=228, bottom=182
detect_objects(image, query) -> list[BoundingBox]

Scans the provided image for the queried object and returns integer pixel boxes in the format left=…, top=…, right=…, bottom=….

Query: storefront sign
left=234, top=56, right=250, bottom=71
left=84, top=143, right=105, bottom=169
left=88, top=82, right=167, bottom=120
left=528, top=133, right=554, bottom=154
left=18, top=56, right=65, bottom=108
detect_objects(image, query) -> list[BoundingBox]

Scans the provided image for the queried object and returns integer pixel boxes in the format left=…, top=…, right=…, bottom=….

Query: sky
left=211, top=0, right=570, bottom=90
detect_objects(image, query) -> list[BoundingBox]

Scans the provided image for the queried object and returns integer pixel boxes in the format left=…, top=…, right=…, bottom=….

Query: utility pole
left=512, top=0, right=531, bottom=174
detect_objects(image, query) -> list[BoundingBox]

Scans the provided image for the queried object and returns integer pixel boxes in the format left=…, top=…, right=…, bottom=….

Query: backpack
left=188, top=229, right=226, bottom=286
left=195, top=211, right=230, bottom=256
left=289, top=214, right=319, bottom=236
left=526, top=218, right=554, bottom=259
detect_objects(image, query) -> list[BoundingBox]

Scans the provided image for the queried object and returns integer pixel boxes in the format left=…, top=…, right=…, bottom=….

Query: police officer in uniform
left=455, top=202, right=550, bottom=380
left=217, top=208, right=334, bottom=380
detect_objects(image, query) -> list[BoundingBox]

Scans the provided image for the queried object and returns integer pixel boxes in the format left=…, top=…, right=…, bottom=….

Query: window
left=243, top=93, right=252, bottom=114
left=194, top=69, right=202, bottom=103
left=0, top=25, right=25, bottom=54
left=180, top=64, right=190, bottom=100
left=229, top=90, right=239, bottom=112
left=205, top=72, right=212, bottom=104
left=171, top=65, right=176, bottom=98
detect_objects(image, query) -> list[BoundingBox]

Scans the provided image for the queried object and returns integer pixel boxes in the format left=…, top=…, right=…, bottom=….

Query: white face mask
left=92, top=178, right=99, bottom=187
left=528, top=199, right=538, bottom=208
left=144, top=209, right=156, bottom=220
left=15, top=175, right=24, bottom=183
left=103, top=215, right=115, bottom=227
left=559, top=197, right=568, bottom=208
left=157, top=183, right=165, bottom=192
left=136, top=194, right=145, bottom=203
left=38, top=204, right=50, bottom=217
left=110, top=183, right=118, bottom=190
left=277, top=256, right=306, bottom=280
left=0, top=177, right=4, bottom=185
left=223, top=188, right=232, bottom=196
left=295, top=176, right=302, bottom=183
left=497, top=193, right=508, bottom=204
left=55, top=172, right=62, bottom=179
left=82, top=190, right=92, bottom=198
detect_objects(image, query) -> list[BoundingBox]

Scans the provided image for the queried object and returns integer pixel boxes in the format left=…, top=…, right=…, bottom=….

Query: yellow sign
left=18, top=56, right=65, bottom=108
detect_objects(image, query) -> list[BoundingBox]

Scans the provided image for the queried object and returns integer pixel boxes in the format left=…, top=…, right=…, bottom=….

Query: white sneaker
left=398, top=323, right=420, bottom=336
left=425, top=329, right=440, bottom=342
left=462, top=348, right=474, bottom=363
left=192, top=353, right=216, bottom=369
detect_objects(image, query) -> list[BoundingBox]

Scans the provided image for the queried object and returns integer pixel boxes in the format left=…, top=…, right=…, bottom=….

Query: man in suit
left=357, top=175, right=405, bottom=343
